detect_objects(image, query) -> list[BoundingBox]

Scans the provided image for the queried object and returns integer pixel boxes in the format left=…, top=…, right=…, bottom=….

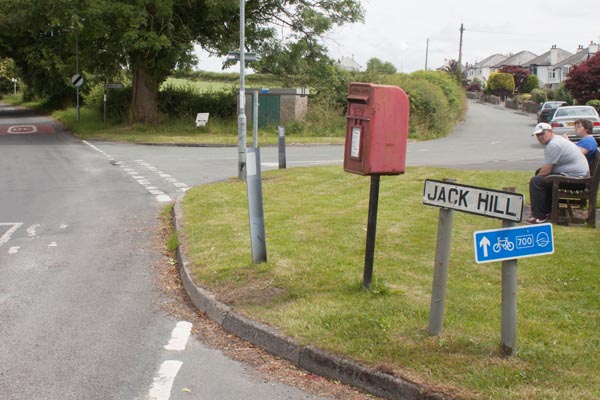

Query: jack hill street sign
left=422, top=179, right=524, bottom=222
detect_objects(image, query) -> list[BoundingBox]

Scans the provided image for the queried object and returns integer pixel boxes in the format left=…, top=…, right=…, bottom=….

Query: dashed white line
left=164, top=321, right=193, bottom=351
left=8, top=246, right=20, bottom=255
left=148, top=360, right=183, bottom=400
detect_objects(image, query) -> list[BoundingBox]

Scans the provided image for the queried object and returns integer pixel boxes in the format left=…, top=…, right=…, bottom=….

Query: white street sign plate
left=423, top=179, right=524, bottom=222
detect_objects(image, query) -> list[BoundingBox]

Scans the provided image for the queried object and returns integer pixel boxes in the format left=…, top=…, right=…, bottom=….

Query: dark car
left=537, top=101, right=569, bottom=123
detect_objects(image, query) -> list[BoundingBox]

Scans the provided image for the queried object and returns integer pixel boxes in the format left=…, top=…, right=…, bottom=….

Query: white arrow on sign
left=479, top=236, right=491, bottom=258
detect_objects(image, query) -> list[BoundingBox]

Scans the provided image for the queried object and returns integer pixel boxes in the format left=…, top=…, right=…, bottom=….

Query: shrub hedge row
left=84, top=70, right=467, bottom=140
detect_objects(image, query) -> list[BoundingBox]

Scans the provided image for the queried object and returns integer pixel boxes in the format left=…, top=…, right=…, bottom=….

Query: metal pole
left=428, top=178, right=456, bottom=336
left=253, top=90, right=259, bottom=148
left=501, top=187, right=518, bottom=356
left=363, top=175, right=381, bottom=290
left=246, top=147, right=267, bottom=263
left=103, top=82, right=107, bottom=124
left=237, top=0, right=247, bottom=180
left=75, top=26, right=80, bottom=122
left=278, top=126, right=286, bottom=169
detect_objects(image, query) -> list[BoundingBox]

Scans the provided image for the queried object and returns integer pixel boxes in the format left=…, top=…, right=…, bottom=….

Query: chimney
left=550, top=44, right=558, bottom=65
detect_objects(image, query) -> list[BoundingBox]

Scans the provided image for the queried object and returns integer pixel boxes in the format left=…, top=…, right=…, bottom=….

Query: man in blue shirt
left=572, top=118, right=597, bottom=166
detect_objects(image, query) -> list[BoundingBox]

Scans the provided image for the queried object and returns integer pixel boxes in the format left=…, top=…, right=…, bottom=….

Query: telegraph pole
left=425, top=38, right=429, bottom=70
left=457, top=23, right=465, bottom=80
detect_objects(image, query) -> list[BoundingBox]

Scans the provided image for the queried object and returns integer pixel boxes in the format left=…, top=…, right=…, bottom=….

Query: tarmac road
left=0, top=99, right=542, bottom=400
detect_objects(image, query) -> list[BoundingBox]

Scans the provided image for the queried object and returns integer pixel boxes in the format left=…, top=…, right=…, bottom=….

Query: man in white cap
left=527, top=122, right=590, bottom=224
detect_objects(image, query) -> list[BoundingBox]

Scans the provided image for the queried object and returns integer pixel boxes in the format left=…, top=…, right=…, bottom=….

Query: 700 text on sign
left=422, top=179, right=524, bottom=222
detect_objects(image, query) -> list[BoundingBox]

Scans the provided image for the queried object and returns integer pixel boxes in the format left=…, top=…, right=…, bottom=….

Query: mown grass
left=180, top=166, right=600, bottom=400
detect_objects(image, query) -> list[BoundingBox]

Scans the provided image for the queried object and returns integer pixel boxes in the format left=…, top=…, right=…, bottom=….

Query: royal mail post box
left=343, top=82, right=410, bottom=175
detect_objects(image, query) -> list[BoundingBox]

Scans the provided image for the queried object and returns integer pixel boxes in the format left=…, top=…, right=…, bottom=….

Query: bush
left=520, top=75, right=539, bottom=94
left=84, top=84, right=132, bottom=122
left=381, top=74, right=452, bottom=139
left=530, top=89, right=547, bottom=104
left=410, top=70, right=467, bottom=121
left=485, top=72, right=515, bottom=98
left=586, top=99, right=600, bottom=113
left=158, top=84, right=236, bottom=119
left=547, top=85, right=572, bottom=103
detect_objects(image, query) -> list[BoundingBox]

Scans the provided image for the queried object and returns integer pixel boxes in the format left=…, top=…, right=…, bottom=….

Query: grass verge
left=180, top=165, right=600, bottom=400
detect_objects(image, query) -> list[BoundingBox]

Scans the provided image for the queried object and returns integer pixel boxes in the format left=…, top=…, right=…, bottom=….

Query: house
left=465, top=53, right=507, bottom=84
left=338, top=56, right=361, bottom=72
left=552, top=42, right=599, bottom=87
left=492, top=50, right=537, bottom=69
left=523, top=45, right=573, bottom=87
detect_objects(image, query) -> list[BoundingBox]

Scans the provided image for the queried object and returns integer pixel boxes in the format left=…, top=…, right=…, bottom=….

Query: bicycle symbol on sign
left=492, top=237, right=514, bottom=253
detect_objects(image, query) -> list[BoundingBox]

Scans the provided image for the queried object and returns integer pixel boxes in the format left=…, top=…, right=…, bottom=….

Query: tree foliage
left=520, top=74, right=539, bottom=94
left=365, top=58, right=397, bottom=75
left=0, top=0, right=363, bottom=122
left=499, top=65, right=529, bottom=93
left=485, top=72, right=515, bottom=98
left=564, top=52, right=600, bottom=104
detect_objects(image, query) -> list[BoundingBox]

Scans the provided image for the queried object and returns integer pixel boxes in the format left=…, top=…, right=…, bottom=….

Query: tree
left=564, top=52, right=600, bottom=104
left=365, top=58, right=397, bottom=75
left=499, top=65, right=529, bottom=93
left=520, top=75, right=539, bottom=94
left=485, top=72, right=515, bottom=98
left=0, top=0, right=363, bottom=123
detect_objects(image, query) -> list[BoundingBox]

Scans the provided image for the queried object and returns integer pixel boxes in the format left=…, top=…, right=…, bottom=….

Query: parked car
left=537, top=101, right=569, bottom=123
left=549, top=105, right=600, bottom=144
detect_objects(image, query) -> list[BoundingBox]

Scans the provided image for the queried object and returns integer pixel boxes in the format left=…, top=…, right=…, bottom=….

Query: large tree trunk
left=131, top=67, right=159, bottom=123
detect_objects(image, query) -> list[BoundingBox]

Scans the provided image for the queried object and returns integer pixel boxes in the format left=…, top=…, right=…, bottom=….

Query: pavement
left=172, top=199, right=450, bottom=400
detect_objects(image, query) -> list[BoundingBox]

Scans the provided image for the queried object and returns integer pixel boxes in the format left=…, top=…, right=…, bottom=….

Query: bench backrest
left=591, top=151, right=600, bottom=190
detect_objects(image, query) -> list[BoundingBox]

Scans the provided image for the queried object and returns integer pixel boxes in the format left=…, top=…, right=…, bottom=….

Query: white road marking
left=8, top=246, right=20, bottom=254
left=148, top=360, right=183, bottom=400
left=164, top=321, right=193, bottom=351
left=48, top=242, right=58, bottom=248
left=156, top=195, right=172, bottom=202
left=27, top=224, right=40, bottom=237
left=60, top=224, right=68, bottom=229
left=0, top=223, right=23, bottom=248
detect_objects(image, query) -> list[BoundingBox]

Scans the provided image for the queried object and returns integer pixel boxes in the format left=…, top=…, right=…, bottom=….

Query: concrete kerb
left=172, top=198, right=451, bottom=400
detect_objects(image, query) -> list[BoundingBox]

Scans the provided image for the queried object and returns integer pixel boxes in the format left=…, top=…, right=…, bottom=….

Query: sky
left=194, top=0, right=600, bottom=74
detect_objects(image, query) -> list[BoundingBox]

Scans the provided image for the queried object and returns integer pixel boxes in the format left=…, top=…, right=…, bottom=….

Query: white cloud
left=194, top=0, right=600, bottom=73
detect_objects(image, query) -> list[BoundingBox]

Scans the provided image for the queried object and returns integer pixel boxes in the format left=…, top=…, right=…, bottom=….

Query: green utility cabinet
left=240, top=88, right=309, bottom=127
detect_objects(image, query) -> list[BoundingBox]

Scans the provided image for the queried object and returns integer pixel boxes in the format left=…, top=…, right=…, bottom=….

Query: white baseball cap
left=532, top=122, right=552, bottom=135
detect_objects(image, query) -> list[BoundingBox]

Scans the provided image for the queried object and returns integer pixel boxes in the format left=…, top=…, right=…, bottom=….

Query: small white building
left=466, top=53, right=507, bottom=84
left=338, top=56, right=361, bottom=72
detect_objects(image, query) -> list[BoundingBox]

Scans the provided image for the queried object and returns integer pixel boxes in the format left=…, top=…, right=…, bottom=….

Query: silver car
left=550, top=105, right=600, bottom=143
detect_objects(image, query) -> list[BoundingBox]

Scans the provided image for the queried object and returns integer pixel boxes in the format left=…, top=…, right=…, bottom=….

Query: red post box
left=343, top=82, right=410, bottom=175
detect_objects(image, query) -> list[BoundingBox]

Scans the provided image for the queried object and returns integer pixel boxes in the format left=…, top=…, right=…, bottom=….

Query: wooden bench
left=545, top=151, right=600, bottom=227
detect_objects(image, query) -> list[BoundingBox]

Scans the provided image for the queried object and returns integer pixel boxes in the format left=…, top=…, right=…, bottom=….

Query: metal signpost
left=474, top=222, right=554, bottom=355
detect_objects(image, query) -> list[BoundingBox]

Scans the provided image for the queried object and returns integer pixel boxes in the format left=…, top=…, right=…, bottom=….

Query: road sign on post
left=423, top=179, right=524, bottom=222
left=473, top=223, right=554, bottom=264
left=71, top=74, right=84, bottom=87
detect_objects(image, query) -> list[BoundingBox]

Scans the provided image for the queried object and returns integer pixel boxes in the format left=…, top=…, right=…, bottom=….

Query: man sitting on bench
left=527, top=123, right=590, bottom=224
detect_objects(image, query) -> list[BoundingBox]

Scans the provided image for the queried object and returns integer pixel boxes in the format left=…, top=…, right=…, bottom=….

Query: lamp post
left=74, top=25, right=80, bottom=122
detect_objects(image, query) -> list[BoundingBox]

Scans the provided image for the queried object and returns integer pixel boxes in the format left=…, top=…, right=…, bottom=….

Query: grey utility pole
left=457, top=23, right=465, bottom=79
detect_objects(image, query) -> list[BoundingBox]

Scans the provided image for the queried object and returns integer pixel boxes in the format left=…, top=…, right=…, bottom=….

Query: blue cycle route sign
left=473, top=223, right=554, bottom=264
